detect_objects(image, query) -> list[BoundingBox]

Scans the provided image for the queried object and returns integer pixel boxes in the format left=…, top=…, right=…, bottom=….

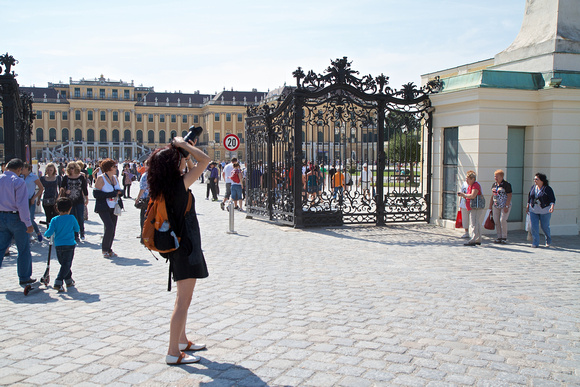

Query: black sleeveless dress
left=165, top=179, right=208, bottom=281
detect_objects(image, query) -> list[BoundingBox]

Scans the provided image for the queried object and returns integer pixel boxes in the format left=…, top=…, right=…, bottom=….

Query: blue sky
left=2, top=0, right=525, bottom=95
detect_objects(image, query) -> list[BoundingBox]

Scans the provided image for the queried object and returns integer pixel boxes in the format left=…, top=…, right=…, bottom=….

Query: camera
left=176, top=126, right=203, bottom=157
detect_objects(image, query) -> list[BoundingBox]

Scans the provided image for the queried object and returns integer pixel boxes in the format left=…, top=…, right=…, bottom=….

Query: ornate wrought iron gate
left=246, top=58, right=441, bottom=227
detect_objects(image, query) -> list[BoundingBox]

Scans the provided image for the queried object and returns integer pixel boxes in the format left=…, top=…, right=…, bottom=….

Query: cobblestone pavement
left=1, top=179, right=579, bottom=386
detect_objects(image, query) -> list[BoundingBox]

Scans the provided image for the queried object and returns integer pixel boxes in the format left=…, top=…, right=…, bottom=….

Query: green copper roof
left=439, top=70, right=580, bottom=92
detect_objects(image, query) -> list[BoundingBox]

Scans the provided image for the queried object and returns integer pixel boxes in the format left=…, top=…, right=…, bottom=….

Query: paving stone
left=0, top=180, right=578, bottom=386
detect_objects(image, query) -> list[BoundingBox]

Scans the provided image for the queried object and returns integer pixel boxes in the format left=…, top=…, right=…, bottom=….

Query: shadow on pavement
left=2, top=287, right=58, bottom=304
left=58, top=287, right=101, bottom=303
left=182, top=357, right=269, bottom=386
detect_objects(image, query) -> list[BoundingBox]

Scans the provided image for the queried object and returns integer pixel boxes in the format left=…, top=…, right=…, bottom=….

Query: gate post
left=265, top=107, right=274, bottom=221
left=425, top=108, right=434, bottom=223
left=376, top=101, right=386, bottom=225
left=293, top=95, right=304, bottom=228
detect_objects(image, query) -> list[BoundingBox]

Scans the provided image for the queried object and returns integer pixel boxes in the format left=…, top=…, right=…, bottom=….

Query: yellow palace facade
left=12, top=75, right=266, bottom=162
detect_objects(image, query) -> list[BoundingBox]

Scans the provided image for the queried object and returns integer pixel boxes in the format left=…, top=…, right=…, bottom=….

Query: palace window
left=124, top=130, right=131, bottom=142
left=87, top=111, right=93, bottom=121
left=148, top=130, right=154, bottom=143
left=112, top=129, right=120, bottom=142
left=237, top=113, right=243, bottom=122
left=136, top=130, right=143, bottom=143
left=75, top=129, right=82, bottom=141
left=193, top=115, right=198, bottom=123
left=36, top=110, right=42, bottom=119
left=87, top=88, right=93, bottom=98
left=100, top=129, right=107, bottom=143
left=87, top=129, right=94, bottom=142
left=125, top=112, right=130, bottom=122
left=49, top=128, right=56, bottom=142
left=214, top=113, right=220, bottom=122
left=113, top=111, right=119, bottom=122
left=74, top=88, right=80, bottom=98
left=62, top=111, right=68, bottom=120
left=62, top=128, right=69, bottom=142
left=124, top=90, right=130, bottom=100
left=100, top=89, right=105, bottom=99
left=36, top=128, right=44, bottom=142
left=171, top=114, right=176, bottom=123
left=137, top=114, right=142, bottom=122
left=49, top=111, right=55, bottom=120
left=148, top=114, right=154, bottom=122
left=238, top=132, right=244, bottom=144
left=100, top=111, right=106, bottom=121
left=160, top=114, right=165, bottom=123
left=75, top=110, right=81, bottom=121
left=112, top=89, right=118, bottom=99
left=159, top=130, right=166, bottom=143
left=226, top=113, right=231, bottom=122
left=215, top=132, right=220, bottom=142
left=182, top=115, right=187, bottom=123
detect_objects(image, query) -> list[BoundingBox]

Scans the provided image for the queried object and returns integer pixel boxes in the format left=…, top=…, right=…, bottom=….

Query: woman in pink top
left=458, top=170, right=485, bottom=246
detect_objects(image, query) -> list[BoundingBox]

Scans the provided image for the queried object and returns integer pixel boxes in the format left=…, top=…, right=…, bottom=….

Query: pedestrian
left=489, top=169, right=512, bottom=244
left=60, top=162, right=88, bottom=241
left=220, top=157, right=237, bottom=210
left=135, top=161, right=149, bottom=243
left=93, top=159, right=123, bottom=258
left=43, top=197, right=79, bottom=292
left=458, top=180, right=470, bottom=239
left=86, top=163, right=94, bottom=187
left=122, top=164, right=134, bottom=198
left=147, top=136, right=210, bottom=365
left=359, top=163, right=371, bottom=200
left=332, top=167, right=345, bottom=200
left=209, top=162, right=219, bottom=201
left=40, top=162, right=62, bottom=225
left=527, top=172, right=556, bottom=248
left=458, top=170, right=486, bottom=246
left=204, top=164, right=212, bottom=200
left=21, top=163, right=44, bottom=242
left=230, top=162, right=244, bottom=211
left=0, top=158, right=36, bottom=286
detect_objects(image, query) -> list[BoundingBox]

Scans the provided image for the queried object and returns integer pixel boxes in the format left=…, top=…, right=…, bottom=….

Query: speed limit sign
left=223, top=134, right=240, bottom=151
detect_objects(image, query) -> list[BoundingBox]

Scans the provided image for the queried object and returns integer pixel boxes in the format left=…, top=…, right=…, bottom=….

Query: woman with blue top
left=527, top=173, right=556, bottom=248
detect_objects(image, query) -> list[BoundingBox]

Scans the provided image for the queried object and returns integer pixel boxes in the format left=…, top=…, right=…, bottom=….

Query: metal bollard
left=227, top=201, right=237, bottom=234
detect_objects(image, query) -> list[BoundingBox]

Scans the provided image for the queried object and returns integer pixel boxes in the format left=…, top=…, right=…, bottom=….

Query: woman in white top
left=93, top=158, right=122, bottom=258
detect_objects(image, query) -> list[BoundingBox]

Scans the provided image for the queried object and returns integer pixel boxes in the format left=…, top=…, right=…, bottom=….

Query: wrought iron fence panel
left=245, top=57, right=441, bottom=227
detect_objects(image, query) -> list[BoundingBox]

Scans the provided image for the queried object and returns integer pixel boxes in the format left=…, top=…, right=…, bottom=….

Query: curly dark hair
left=147, top=145, right=182, bottom=202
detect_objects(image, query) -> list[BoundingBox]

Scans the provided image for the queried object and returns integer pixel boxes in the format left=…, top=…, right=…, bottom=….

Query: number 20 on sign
left=223, top=134, right=240, bottom=151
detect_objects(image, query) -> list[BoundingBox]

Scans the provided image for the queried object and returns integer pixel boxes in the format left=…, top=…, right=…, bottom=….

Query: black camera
left=176, top=126, right=203, bottom=156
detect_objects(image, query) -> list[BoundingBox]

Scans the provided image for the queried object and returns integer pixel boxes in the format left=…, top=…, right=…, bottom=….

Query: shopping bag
left=455, top=210, right=462, bottom=228
left=484, top=210, right=495, bottom=230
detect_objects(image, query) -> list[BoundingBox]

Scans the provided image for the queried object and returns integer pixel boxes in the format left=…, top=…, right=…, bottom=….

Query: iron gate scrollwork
left=245, top=57, right=442, bottom=227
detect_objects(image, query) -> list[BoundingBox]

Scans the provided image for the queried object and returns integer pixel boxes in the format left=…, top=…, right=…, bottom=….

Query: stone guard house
left=422, top=0, right=580, bottom=236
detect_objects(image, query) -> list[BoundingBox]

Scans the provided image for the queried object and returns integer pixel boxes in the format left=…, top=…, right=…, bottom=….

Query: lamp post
left=209, top=140, right=216, bottom=160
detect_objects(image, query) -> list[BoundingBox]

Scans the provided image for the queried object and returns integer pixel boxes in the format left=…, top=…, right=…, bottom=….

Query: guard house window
left=442, top=127, right=458, bottom=220
left=237, top=113, right=242, bottom=122
left=193, top=115, right=198, bottom=123
left=124, top=90, right=130, bottom=100
left=100, top=111, right=106, bottom=121
left=87, top=111, right=93, bottom=121
left=226, top=113, right=231, bottom=122
left=87, top=88, right=93, bottom=98
left=49, top=111, right=55, bottom=120
left=75, top=110, right=81, bottom=121
left=124, top=111, right=130, bottom=122
left=36, top=111, right=42, bottom=119
left=112, top=89, right=118, bottom=99
left=214, top=113, right=220, bottom=122
left=62, top=111, right=68, bottom=120
left=160, top=114, right=165, bottom=123
left=100, top=89, right=105, bottom=99
left=148, top=114, right=153, bottom=122
left=113, top=111, right=119, bottom=122
left=182, top=115, right=187, bottom=123
left=137, top=114, right=142, bottom=122
left=74, top=88, right=80, bottom=98
left=171, top=114, right=176, bottom=123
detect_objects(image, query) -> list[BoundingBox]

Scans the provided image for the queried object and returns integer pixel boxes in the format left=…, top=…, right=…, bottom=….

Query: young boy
left=44, top=197, right=80, bottom=292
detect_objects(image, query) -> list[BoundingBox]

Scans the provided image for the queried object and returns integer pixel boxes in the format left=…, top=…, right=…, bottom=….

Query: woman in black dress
left=147, top=136, right=210, bottom=365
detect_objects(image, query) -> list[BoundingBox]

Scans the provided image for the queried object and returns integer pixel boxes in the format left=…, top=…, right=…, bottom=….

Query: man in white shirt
left=220, top=157, right=237, bottom=210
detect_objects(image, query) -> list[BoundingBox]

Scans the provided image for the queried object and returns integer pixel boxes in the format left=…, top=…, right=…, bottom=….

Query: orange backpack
left=142, top=194, right=192, bottom=254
